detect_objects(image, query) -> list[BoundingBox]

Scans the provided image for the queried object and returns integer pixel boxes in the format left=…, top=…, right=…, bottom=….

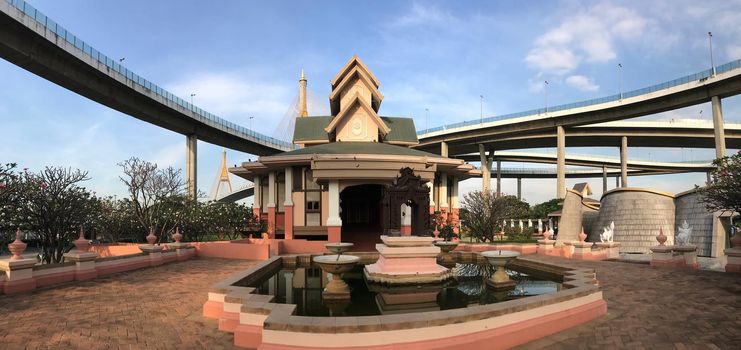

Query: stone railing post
left=650, top=228, right=674, bottom=267
left=0, top=229, right=37, bottom=294
left=63, top=227, right=98, bottom=281
left=139, top=228, right=164, bottom=266
left=167, top=227, right=191, bottom=261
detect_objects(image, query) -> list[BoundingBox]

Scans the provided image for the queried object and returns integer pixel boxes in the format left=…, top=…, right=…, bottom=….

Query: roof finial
left=300, top=68, right=305, bottom=81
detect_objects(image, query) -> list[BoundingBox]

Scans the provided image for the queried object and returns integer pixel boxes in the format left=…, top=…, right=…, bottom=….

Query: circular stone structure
left=481, top=250, right=520, bottom=290
left=364, top=235, right=453, bottom=284
left=591, top=188, right=676, bottom=253
left=312, top=254, right=360, bottom=299
left=324, top=242, right=354, bottom=255
left=434, top=241, right=459, bottom=253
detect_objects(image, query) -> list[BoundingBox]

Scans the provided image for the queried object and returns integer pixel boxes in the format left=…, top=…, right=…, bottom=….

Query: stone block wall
left=556, top=190, right=584, bottom=243
left=591, top=189, right=675, bottom=253
left=674, top=190, right=714, bottom=257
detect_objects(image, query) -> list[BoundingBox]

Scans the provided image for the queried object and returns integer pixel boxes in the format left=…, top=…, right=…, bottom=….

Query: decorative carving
left=676, top=220, right=692, bottom=246
left=600, top=221, right=614, bottom=243
left=381, top=168, right=431, bottom=235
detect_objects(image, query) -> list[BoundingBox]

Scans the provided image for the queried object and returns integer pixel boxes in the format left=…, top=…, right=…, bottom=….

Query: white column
left=438, top=173, right=449, bottom=210
left=327, top=180, right=342, bottom=226
left=268, top=171, right=276, bottom=208
left=427, top=181, right=435, bottom=210
left=556, top=126, right=566, bottom=198
left=712, top=96, right=726, bottom=159
left=253, top=176, right=261, bottom=211
left=284, top=166, right=293, bottom=206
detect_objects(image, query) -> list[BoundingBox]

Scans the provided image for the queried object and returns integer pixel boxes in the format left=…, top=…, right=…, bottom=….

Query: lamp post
left=618, top=63, right=623, bottom=101
left=544, top=81, right=549, bottom=114
left=480, top=95, right=484, bottom=124
left=190, top=93, right=196, bottom=105
left=708, top=32, right=716, bottom=76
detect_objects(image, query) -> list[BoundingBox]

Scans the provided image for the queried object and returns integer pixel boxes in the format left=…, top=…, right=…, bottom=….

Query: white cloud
left=525, top=2, right=647, bottom=75
left=388, top=2, right=458, bottom=28
left=565, top=75, right=599, bottom=92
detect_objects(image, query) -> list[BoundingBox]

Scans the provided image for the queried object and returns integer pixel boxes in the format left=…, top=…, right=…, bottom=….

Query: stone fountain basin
left=325, top=242, right=354, bottom=255
left=481, top=250, right=520, bottom=267
left=434, top=241, right=459, bottom=253
left=381, top=235, right=435, bottom=247
left=313, top=255, right=360, bottom=274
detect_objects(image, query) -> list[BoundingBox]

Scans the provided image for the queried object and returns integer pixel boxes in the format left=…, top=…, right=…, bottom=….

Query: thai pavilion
left=231, top=56, right=477, bottom=248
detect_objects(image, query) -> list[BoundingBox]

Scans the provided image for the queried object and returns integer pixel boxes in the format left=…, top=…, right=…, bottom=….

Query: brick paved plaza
left=0, top=257, right=738, bottom=349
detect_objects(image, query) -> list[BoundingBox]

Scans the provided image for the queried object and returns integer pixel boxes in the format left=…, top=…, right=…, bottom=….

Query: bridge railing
left=5, top=0, right=294, bottom=151
left=419, top=58, right=741, bottom=136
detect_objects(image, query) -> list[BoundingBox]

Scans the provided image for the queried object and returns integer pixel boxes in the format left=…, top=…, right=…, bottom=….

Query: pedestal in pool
left=364, top=235, right=453, bottom=284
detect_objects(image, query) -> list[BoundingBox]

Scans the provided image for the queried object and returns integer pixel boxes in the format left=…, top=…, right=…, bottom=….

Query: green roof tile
left=278, top=142, right=437, bottom=157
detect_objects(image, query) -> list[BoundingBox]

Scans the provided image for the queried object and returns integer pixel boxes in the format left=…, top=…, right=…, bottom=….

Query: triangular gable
left=324, top=93, right=390, bottom=135
left=330, top=55, right=381, bottom=89
left=329, top=65, right=385, bottom=107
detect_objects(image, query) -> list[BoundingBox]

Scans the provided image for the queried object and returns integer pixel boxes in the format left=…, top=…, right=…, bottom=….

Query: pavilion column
left=620, top=136, right=628, bottom=188
left=283, top=166, right=294, bottom=240
left=438, top=173, right=449, bottom=222
left=267, top=171, right=276, bottom=238
left=556, top=126, right=566, bottom=199
left=712, top=96, right=726, bottom=159
left=427, top=181, right=435, bottom=214
left=496, top=160, right=501, bottom=197
left=517, top=177, right=522, bottom=200
left=253, top=176, right=261, bottom=218
left=451, top=176, right=460, bottom=233
left=478, top=144, right=491, bottom=193
left=326, top=180, right=342, bottom=242
left=186, top=134, right=197, bottom=199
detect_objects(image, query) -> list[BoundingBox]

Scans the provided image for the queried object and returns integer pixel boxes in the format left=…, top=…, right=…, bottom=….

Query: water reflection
left=248, top=263, right=561, bottom=317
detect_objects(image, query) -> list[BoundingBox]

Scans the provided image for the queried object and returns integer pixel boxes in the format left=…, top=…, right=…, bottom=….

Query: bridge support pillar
left=440, top=141, right=449, bottom=157
left=620, top=136, right=628, bottom=187
left=478, top=144, right=493, bottom=193
left=712, top=96, right=726, bottom=159
left=616, top=176, right=619, bottom=188
left=186, top=134, right=197, bottom=199
left=556, top=126, right=565, bottom=198
left=602, top=165, right=607, bottom=193
left=496, top=160, right=501, bottom=197
left=517, top=178, right=522, bottom=200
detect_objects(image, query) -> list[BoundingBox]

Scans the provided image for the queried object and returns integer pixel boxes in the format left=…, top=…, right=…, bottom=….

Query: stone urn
left=8, top=228, right=27, bottom=260
left=434, top=241, right=459, bottom=253
left=543, top=229, right=552, bottom=240
left=578, top=227, right=587, bottom=242
left=313, top=254, right=360, bottom=299
left=730, top=231, right=741, bottom=248
left=172, top=227, right=183, bottom=243
left=73, top=227, right=91, bottom=252
left=656, top=228, right=668, bottom=246
left=481, top=250, right=520, bottom=290
left=325, top=242, right=354, bottom=255
left=146, top=228, right=157, bottom=245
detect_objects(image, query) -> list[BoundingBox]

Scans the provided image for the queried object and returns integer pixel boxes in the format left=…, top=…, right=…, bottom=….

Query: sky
left=2, top=0, right=741, bottom=205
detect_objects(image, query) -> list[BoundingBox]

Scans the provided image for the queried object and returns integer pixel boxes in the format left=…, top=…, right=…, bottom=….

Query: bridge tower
left=213, top=148, right=233, bottom=200
left=299, top=69, right=308, bottom=118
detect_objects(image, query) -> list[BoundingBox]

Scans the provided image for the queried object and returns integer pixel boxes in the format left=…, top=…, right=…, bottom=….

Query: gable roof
left=329, top=65, right=384, bottom=114
left=279, top=141, right=437, bottom=157
left=324, top=93, right=390, bottom=135
left=330, top=55, right=380, bottom=89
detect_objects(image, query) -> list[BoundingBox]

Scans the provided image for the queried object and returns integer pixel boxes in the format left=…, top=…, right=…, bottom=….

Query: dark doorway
left=340, top=184, right=383, bottom=251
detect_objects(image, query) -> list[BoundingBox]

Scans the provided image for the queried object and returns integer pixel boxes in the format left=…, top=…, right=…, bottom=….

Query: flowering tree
left=702, top=152, right=741, bottom=216
left=16, top=167, right=100, bottom=263
left=118, top=157, right=184, bottom=242
left=0, top=163, right=22, bottom=253
left=460, top=191, right=529, bottom=242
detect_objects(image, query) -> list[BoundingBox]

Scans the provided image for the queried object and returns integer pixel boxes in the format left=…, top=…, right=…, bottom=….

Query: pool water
left=241, top=263, right=562, bottom=317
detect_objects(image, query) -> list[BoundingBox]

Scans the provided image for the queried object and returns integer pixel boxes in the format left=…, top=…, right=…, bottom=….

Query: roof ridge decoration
left=324, top=91, right=391, bottom=136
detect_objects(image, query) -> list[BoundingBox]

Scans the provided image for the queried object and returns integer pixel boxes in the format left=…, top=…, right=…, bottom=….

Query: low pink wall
left=190, top=241, right=270, bottom=260
left=278, top=240, right=328, bottom=254
left=457, top=243, right=538, bottom=255
left=90, top=243, right=142, bottom=257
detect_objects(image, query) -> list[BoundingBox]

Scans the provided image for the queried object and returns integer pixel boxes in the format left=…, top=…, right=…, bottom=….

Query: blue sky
left=2, top=0, right=741, bottom=204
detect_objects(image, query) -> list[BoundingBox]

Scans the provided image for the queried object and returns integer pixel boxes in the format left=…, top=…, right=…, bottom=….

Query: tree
left=16, top=167, right=99, bottom=264
left=118, top=157, right=184, bottom=242
left=93, top=197, right=140, bottom=243
left=702, top=152, right=741, bottom=216
left=0, top=163, right=22, bottom=254
left=530, top=198, right=560, bottom=219
left=460, top=191, right=529, bottom=242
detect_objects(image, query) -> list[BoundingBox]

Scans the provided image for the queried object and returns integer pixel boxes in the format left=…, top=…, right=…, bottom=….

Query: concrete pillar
left=267, top=171, right=276, bottom=238
left=186, top=134, right=197, bottom=199
left=478, top=144, right=491, bottom=193
left=496, top=160, right=501, bottom=197
left=712, top=96, right=726, bottom=159
left=602, top=165, right=607, bottom=193
left=615, top=176, right=619, bottom=188
left=556, top=126, right=565, bottom=198
left=706, top=171, right=712, bottom=185
left=327, top=180, right=342, bottom=242
left=517, top=178, right=522, bottom=200
left=284, top=166, right=294, bottom=240
left=620, top=136, right=628, bottom=188
left=439, top=173, right=449, bottom=220
left=451, top=176, right=460, bottom=233
left=440, top=141, right=449, bottom=158
left=253, top=176, right=261, bottom=217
